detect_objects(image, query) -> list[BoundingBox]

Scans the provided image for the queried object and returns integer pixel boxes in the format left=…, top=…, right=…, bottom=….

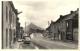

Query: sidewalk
left=13, top=41, right=22, bottom=49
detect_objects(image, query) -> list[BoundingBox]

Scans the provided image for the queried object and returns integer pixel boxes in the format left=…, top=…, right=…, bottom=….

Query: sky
left=12, top=0, right=79, bottom=29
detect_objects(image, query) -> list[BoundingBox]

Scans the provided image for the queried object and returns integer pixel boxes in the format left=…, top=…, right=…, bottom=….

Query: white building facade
left=2, top=1, right=17, bottom=49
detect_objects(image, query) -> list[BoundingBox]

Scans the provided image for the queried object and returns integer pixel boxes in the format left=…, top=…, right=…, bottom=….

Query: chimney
left=70, top=11, right=74, bottom=14
left=60, top=15, right=63, bottom=18
left=77, top=8, right=79, bottom=11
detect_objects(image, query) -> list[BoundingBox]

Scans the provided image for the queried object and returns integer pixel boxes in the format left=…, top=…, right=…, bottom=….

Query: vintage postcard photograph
left=1, top=0, right=79, bottom=50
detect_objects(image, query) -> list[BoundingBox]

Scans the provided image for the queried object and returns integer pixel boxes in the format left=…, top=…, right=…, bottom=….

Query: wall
left=2, top=1, right=17, bottom=49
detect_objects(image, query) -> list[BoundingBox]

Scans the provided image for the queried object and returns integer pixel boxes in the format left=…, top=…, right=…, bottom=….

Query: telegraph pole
left=25, top=22, right=26, bottom=33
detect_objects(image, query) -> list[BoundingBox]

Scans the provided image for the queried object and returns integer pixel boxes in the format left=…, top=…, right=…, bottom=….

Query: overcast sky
left=13, top=0, right=79, bottom=29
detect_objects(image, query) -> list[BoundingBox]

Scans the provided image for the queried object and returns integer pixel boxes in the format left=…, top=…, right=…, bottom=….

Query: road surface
left=13, top=33, right=78, bottom=49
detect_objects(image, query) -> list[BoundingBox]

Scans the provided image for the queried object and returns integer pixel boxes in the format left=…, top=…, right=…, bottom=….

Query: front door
left=66, top=19, right=73, bottom=41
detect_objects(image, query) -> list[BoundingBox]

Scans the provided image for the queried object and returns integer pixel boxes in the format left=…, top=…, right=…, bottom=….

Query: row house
left=16, top=17, right=20, bottom=40
left=16, top=17, right=24, bottom=41
left=46, top=8, right=79, bottom=43
left=2, top=1, right=18, bottom=48
left=46, top=21, right=56, bottom=39
left=19, top=27, right=24, bottom=39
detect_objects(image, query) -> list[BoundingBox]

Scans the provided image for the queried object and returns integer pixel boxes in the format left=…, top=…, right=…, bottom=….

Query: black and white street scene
left=2, top=0, right=79, bottom=49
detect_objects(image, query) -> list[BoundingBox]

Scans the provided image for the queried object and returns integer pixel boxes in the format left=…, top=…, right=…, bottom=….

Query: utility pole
left=25, top=22, right=26, bottom=33
left=48, top=21, right=50, bottom=25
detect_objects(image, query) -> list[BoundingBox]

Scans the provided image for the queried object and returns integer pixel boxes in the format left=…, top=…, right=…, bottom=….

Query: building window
left=6, top=29, right=8, bottom=47
left=9, top=9, right=12, bottom=24
left=9, top=10, right=11, bottom=23
left=9, top=29, right=12, bottom=47
left=12, top=12, right=14, bottom=24
left=67, top=22, right=69, bottom=28
left=6, top=6, right=8, bottom=21
left=9, top=29, right=12, bottom=41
